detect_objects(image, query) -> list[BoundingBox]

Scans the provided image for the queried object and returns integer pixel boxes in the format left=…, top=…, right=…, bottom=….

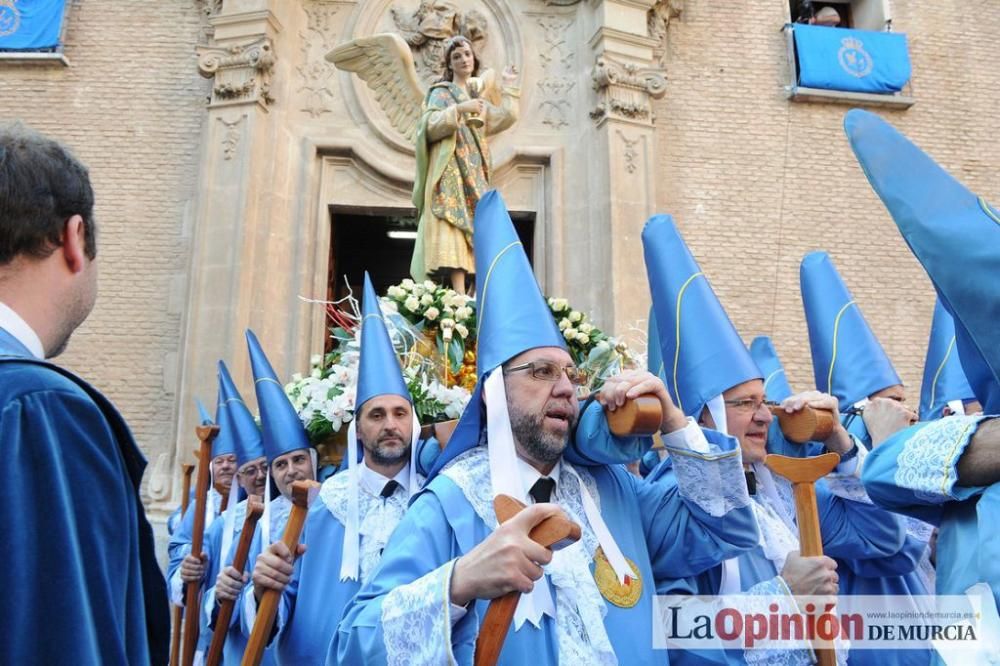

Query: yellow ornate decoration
left=593, top=546, right=642, bottom=608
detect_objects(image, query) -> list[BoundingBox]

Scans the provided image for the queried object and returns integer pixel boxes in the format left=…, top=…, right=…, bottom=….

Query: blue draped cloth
left=793, top=24, right=911, bottom=93
left=0, top=0, right=66, bottom=50
left=0, top=328, right=169, bottom=664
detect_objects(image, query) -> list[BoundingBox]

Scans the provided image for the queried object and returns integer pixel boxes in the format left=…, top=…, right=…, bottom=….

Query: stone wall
left=0, top=1, right=213, bottom=505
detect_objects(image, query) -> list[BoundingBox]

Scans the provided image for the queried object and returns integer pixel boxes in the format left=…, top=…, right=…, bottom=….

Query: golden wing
left=326, top=33, right=425, bottom=142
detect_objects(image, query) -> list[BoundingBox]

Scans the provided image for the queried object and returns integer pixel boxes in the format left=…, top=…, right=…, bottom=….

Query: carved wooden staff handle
left=764, top=453, right=840, bottom=666
left=204, top=495, right=264, bottom=666
left=604, top=395, right=663, bottom=436
left=241, top=480, right=321, bottom=666
left=181, top=426, right=219, bottom=666
left=768, top=404, right=836, bottom=444
left=474, top=495, right=582, bottom=666
left=169, top=463, right=197, bottom=666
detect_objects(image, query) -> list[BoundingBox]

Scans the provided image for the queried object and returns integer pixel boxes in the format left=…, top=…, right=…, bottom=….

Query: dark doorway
left=327, top=207, right=536, bottom=305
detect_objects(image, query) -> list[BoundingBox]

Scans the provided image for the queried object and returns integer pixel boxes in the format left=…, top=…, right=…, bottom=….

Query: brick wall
left=652, top=0, right=1000, bottom=399
left=0, top=0, right=212, bottom=501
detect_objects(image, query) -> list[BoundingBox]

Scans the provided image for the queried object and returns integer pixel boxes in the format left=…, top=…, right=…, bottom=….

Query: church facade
left=2, top=0, right=997, bottom=526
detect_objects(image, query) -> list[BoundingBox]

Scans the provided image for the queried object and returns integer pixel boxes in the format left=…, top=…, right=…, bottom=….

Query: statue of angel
left=328, top=33, right=520, bottom=294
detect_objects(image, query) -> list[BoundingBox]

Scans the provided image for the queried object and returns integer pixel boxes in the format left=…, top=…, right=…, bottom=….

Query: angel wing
left=326, top=33, right=425, bottom=143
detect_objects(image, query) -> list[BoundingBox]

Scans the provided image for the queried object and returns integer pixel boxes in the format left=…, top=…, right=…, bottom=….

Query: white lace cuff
left=449, top=602, right=469, bottom=626
left=825, top=443, right=872, bottom=504
left=170, top=568, right=184, bottom=606
left=667, top=432, right=748, bottom=518
left=743, top=577, right=813, bottom=665
left=660, top=417, right=710, bottom=453
left=893, top=415, right=986, bottom=503
left=382, top=559, right=462, bottom=666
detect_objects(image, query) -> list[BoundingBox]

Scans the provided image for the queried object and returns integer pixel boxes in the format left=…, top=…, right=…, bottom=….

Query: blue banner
left=0, top=0, right=66, bottom=51
left=794, top=24, right=911, bottom=94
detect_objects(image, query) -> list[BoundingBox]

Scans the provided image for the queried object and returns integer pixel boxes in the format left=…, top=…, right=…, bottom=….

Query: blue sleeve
left=563, top=400, right=652, bottom=466
left=168, top=502, right=197, bottom=581
left=862, top=416, right=988, bottom=524
left=632, top=442, right=760, bottom=578
left=814, top=481, right=906, bottom=561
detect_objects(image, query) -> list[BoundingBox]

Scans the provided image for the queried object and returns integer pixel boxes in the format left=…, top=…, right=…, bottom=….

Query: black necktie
left=744, top=470, right=757, bottom=496
left=529, top=477, right=556, bottom=504
left=380, top=480, right=401, bottom=499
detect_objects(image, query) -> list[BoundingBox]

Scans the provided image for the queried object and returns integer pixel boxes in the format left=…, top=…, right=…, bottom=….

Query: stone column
left=585, top=0, right=667, bottom=334
left=150, top=2, right=290, bottom=512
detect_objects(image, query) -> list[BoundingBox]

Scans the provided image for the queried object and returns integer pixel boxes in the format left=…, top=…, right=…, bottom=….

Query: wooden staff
left=169, top=463, right=197, bottom=666
left=474, top=495, right=581, bottom=666
left=204, top=495, right=264, bottom=666
left=242, top=480, right=321, bottom=666
left=764, top=452, right=840, bottom=666
left=605, top=395, right=662, bottom=436
left=181, top=425, right=219, bottom=666
left=768, top=404, right=836, bottom=444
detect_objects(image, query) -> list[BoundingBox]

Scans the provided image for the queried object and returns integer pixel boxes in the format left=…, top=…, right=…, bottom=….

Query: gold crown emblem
left=840, top=37, right=865, bottom=52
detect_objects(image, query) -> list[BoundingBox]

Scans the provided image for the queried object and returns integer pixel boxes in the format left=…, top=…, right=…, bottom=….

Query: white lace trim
left=440, top=446, right=617, bottom=664
left=743, top=577, right=813, bottom=666
left=319, top=471, right=412, bottom=582
left=382, top=559, right=456, bottom=666
left=667, top=448, right=750, bottom=518
left=893, top=415, right=984, bottom=503
left=751, top=495, right=799, bottom=574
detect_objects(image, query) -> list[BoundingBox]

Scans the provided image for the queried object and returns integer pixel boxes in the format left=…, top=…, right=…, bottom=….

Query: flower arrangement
left=284, top=279, right=636, bottom=448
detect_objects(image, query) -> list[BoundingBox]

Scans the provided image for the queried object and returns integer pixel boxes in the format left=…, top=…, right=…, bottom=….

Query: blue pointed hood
left=196, top=398, right=214, bottom=426
left=919, top=300, right=977, bottom=420
left=429, top=190, right=565, bottom=477
left=208, top=386, right=237, bottom=459
left=642, top=214, right=761, bottom=419
left=647, top=308, right=665, bottom=381
left=245, top=329, right=311, bottom=462
left=356, top=272, right=411, bottom=411
left=218, top=360, right=265, bottom=467
left=800, top=251, right=901, bottom=408
left=750, top=336, right=794, bottom=402
left=844, top=108, right=1000, bottom=413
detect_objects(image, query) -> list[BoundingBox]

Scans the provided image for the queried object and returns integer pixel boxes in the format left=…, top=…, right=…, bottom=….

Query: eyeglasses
left=238, top=464, right=268, bottom=478
left=723, top=397, right=777, bottom=414
left=503, top=360, right=591, bottom=387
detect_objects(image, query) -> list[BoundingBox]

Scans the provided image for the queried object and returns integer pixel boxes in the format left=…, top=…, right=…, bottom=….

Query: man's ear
left=61, top=215, right=88, bottom=274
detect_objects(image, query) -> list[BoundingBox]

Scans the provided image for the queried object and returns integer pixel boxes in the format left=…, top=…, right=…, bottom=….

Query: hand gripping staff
left=182, top=426, right=220, bottom=666
left=241, top=480, right=321, bottom=666
left=474, top=495, right=582, bottom=666
left=204, top=495, right=264, bottom=666
left=764, top=452, right=840, bottom=666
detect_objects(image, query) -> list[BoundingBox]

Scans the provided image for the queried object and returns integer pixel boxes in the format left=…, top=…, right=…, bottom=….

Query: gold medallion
left=593, top=546, right=642, bottom=608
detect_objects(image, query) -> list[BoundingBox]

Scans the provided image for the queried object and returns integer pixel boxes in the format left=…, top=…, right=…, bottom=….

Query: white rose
left=577, top=334, right=590, bottom=345
left=291, top=372, right=303, bottom=382
left=425, top=307, right=440, bottom=321
left=387, top=286, right=402, bottom=298
left=411, top=284, right=424, bottom=297
left=401, top=278, right=415, bottom=289
left=579, top=323, right=594, bottom=335
left=421, top=293, right=434, bottom=306
left=563, top=327, right=577, bottom=340
left=310, top=354, right=323, bottom=366
left=455, top=323, right=469, bottom=339
left=569, top=310, right=583, bottom=323
left=558, top=318, right=571, bottom=331
left=551, top=298, right=569, bottom=312
left=310, top=368, right=322, bottom=379
left=440, top=318, right=456, bottom=328
left=383, top=300, right=398, bottom=313
left=404, top=296, right=420, bottom=312
left=424, top=280, right=436, bottom=290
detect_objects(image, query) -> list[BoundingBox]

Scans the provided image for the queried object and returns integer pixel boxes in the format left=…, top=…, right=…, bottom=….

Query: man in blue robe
left=641, top=214, right=910, bottom=664
left=243, top=273, right=424, bottom=664
left=0, top=124, right=169, bottom=663
left=331, top=191, right=760, bottom=665
left=211, top=330, right=319, bottom=664
left=845, top=108, right=1000, bottom=661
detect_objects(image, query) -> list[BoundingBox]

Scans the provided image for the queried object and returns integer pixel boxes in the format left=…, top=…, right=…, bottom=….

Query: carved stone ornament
left=648, top=0, right=683, bottom=66
left=590, top=55, right=667, bottom=124
left=390, top=1, right=490, bottom=86
left=197, top=37, right=276, bottom=108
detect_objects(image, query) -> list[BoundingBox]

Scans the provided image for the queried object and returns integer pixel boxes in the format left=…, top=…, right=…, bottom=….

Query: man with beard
left=331, top=191, right=760, bottom=665
left=236, top=273, right=423, bottom=664
left=0, top=124, right=169, bottom=663
left=214, top=330, right=320, bottom=663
